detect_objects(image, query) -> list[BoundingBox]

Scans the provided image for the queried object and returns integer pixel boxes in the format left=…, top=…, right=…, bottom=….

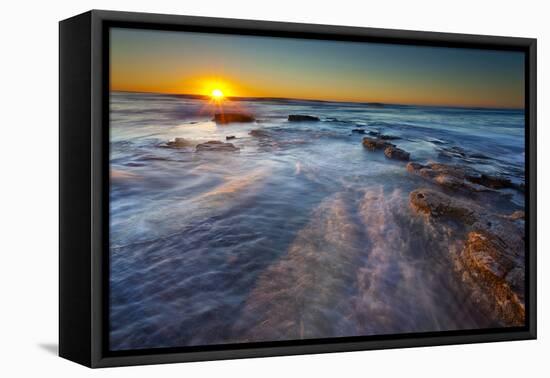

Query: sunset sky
left=110, top=27, right=525, bottom=108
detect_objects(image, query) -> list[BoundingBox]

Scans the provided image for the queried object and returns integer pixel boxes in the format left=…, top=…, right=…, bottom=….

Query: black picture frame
left=59, top=9, right=537, bottom=368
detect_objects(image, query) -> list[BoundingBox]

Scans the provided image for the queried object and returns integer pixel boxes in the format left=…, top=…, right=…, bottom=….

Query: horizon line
left=110, top=89, right=525, bottom=111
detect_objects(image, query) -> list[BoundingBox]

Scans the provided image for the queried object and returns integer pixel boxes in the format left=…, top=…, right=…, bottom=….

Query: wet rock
left=288, top=114, right=320, bottom=122
left=440, top=146, right=467, bottom=158
left=409, top=189, right=477, bottom=225
left=468, top=174, right=514, bottom=189
left=461, top=230, right=525, bottom=325
left=166, top=137, right=194, bottom=148
left=379, top=134, right=400, bottom=140
left=249, top=129, right=270, bottom=138
left=111, top=169, right=140, bottom=182
left=384, top=146, right=410, bottom=161
left=362, top=137, right=395, bottom=151
left=195, top=140, right=240, bottom=152
left=409, top=188, right=525, bottom=326
left=366, top=130, right=399, bottom=140
left=503, top=210, right=525, bottom=221
left=226, top=135, right=236, bottom=140
left=469, top=153, right=491, bottom=160
left=407, top=163, right=521, bottom=192
left=406, top=162, right=487, bottom=192
left=213, top=113, right=255, bottom=124
left=352, top=128, right=366, bottom=134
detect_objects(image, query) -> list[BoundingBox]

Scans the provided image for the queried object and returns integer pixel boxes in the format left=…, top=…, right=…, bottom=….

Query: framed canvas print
left=59, top=10, right=537, bottom=368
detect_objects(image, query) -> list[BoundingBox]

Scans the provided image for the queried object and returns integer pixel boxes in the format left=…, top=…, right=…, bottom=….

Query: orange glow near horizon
left=110, top=28, right=525, bottom=109
left=110, top=73, right=524, bottom=108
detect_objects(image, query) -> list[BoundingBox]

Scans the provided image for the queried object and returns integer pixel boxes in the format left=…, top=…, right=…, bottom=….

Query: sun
left=211, top=88, right=224, bottom=99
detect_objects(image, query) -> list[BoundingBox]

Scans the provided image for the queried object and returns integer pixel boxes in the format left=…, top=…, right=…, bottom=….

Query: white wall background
left=0, top=0, right=547, bottom=375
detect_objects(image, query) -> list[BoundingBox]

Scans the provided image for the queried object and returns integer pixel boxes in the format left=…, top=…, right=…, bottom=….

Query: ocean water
left=109, top=91, right=525, bottom=350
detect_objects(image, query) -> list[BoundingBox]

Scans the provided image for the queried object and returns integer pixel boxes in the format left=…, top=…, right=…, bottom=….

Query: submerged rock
left=213, top=113, right=255, bottom=124
left=362, top=137, right=394, bottom=151
left=469, top=153, right=491, bottom=160
left=362, top=137, right=410, bottom=160
left=288, top=114, right=320, bottom=122
left=111, top=169, right=141, bottom=182
left=195, top=140, right=240, bottom=152
left=407, top=162, right=522, bottom=193
left=384, top=146, right=410, bottom=161
left=352, top=128, right=366, bottom=134
left=468, top=174, right=514, bottom=189
left=409, top=188, right=525, bottom=326
left=166, top=137, right=194, bottom=148
left=379, top=134, right=400, bottom=140
left=366, top=130, right=399, bottom=140
left=503, top=210, right=525, bottom=221
left=249, top=129, right=270, bottom=138
left=406, top=162, right=488, bottom=192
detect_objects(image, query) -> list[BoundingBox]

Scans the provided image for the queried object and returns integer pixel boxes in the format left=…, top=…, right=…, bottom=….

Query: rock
left=406, top=162, right=423, bottom=173
left=379, top=134, right=400, bottom=140
left=503, top=210, right=525, bottom=221
left=195, top=140, right=240, bottom=152
left=468, top=174, right=514, bottom=189
left=406, top=162, right=487, bottom=191
left=469, top=153, right=491, bottom=160
left=352, top=128, right=365, bottom=134
left=226, top=135, right=236, bottom=140
left=365, top=131, right=399, bottom=140
left=288, top=114, right=320, bottom=122
left=362, top=137, right=394, bottom=151
left=384, top=146, right=410, bottom=161
left=409, top=189, right=477, bottom=225
left=441, top=146, right=467, bottom=158
left=166, top=137, right=194, bottom=148
left=111, top=169, right=140, bottom=182
left=409, top=188, right=525, bottom=326
left=407, top=163, right=521, bottom=192
left=213, top=113, right=255, bottom=124
left=461, top=230, right=525, bottom=325
left=409, top=189, right=524, bottom=238
left=249, top=129, right=270, bottom=138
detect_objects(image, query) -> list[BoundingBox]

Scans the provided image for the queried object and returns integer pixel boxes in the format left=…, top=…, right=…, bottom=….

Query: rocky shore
left=160, top=111, right=525, bottom=327
left=359, top=120, right=525, bottom=326
left=409, top=188, right=525, bottom=325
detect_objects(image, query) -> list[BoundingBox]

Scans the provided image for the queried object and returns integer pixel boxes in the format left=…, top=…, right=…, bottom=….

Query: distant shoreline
left=110, top=90, right=525, bottom=112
